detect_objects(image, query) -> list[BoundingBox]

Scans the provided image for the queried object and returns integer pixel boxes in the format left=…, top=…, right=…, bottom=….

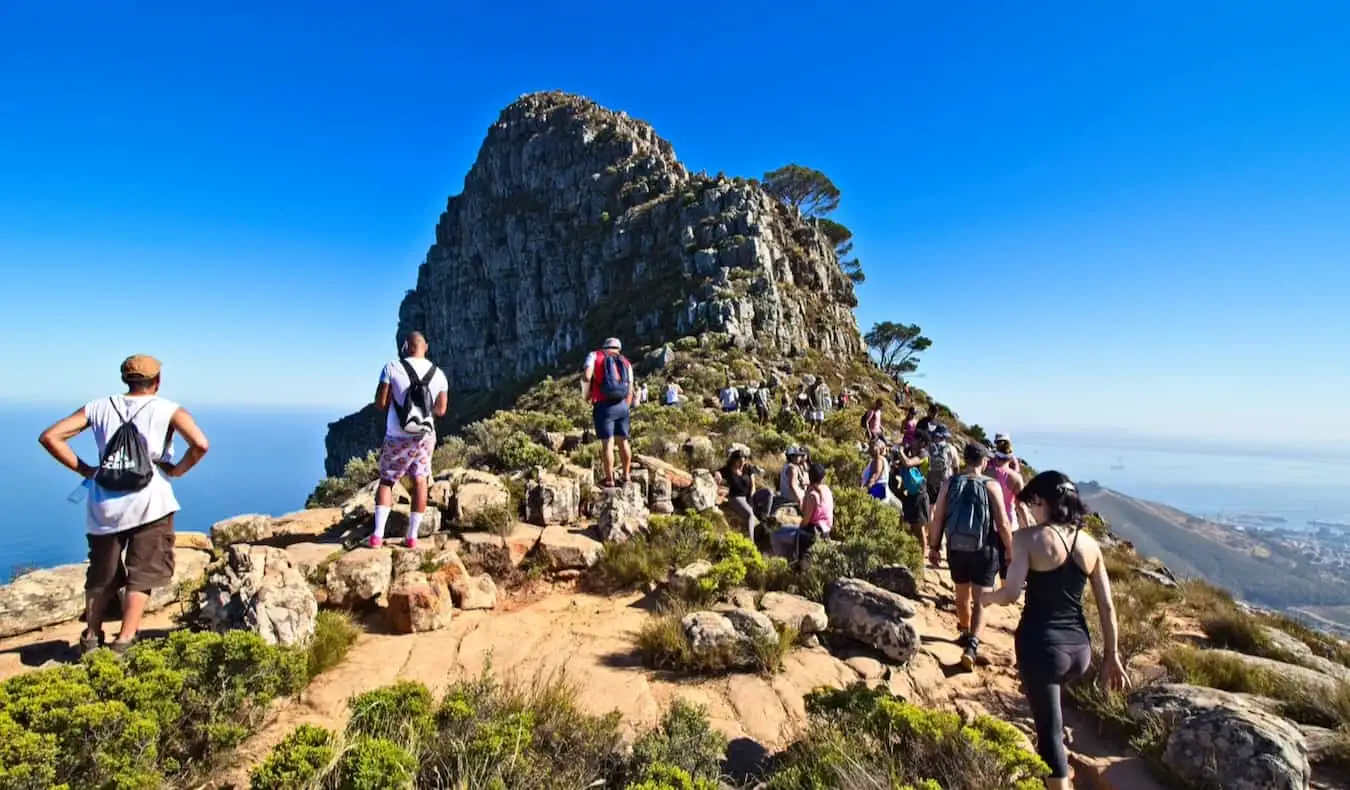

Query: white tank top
left=84, top=395, right=182, bottom=535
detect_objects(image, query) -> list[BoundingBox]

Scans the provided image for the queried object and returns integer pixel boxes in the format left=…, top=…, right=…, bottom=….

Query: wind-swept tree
left=817, top=218, right=865, bottom=284
left=864, top=322, right=932, bottom=375
left=761, top=164, right=841, bottom=217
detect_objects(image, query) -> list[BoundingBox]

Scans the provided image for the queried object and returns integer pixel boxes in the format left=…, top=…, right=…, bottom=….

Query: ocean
left=0, top=403, right=337, bottom=580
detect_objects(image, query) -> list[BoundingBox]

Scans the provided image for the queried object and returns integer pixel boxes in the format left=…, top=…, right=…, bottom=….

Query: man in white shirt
left=370, top=332, right=449, bottom=548
left=39, top=354, right=210, bottom=655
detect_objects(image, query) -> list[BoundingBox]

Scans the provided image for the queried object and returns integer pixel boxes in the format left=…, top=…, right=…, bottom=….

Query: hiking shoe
left=78, top=630, right=104, bottom=656
left=955, top=631, right=971, bottom=648
left=403, top=536, right=418, bottom=549
left=109, top=636, right=137, bottom=656
left=960, top=639, right=979, bottom=671
left=367, top=535, right=383, bottom=549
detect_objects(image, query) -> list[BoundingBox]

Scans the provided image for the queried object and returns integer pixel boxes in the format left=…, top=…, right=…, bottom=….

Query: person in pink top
left=900, top=406, right=919, bottom=451
left=791, top=462, right=834, bottom=565
left=863, top=398, right=885, bottom=443
left=988, top=451, right=1031, bottom=581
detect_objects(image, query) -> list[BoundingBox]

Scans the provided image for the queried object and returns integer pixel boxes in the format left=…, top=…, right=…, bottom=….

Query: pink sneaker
left=367, top=535, right=383, bottom=548
left=403, top=537, right=418, bottom=549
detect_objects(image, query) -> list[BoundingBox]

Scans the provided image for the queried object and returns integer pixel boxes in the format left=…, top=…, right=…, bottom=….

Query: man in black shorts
left=927, top=442, right=1013, bottom=670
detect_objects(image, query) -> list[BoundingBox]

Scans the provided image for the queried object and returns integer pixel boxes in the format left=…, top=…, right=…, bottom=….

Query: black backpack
left=95, top=398, right=155, bottom=492
left=393, top=359, right=439, bottom=436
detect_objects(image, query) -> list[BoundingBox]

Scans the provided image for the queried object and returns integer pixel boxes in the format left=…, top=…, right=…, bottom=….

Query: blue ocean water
left=0, top=403, right=339, bottom=580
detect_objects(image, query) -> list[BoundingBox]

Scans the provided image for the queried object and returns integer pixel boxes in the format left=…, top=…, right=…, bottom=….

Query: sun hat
left=602, top=337, right=622, bottom=351
left=120, top=354, right=161, bottom=382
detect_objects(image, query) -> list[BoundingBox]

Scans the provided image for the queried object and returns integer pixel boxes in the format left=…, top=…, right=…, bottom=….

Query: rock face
left=683, top=469, right=719, bottom=512
left=325, top=548, right=394, bottom=608
left=825, top=578, right=919, bottom=663
left=526, top=470, right=581, bottom=526
left=759, top=592, right=828, bottom=636
left=196, top=545, right=318, bottom=646
left=387, top=571, right=455, bottom=634
left=595, top=483, right=650, bottom=543
left=325, top=91, right=863, bottom=474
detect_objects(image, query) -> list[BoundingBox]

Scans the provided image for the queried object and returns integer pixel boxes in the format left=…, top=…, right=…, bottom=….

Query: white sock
left=373, top=505, right=391, bottom=540
left=408, top=511, right=424, bottom=540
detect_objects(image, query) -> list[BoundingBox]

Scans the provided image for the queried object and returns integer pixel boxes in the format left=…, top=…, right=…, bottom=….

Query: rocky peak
left=326, top=91, right=862, bottom=474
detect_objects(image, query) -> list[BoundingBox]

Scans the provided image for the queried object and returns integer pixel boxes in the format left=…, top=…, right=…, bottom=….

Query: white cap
left=602, top=337, right=622, bottom=350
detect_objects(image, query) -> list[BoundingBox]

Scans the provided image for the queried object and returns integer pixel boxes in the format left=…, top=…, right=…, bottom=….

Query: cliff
left=325, top=91, right=863, bottom=475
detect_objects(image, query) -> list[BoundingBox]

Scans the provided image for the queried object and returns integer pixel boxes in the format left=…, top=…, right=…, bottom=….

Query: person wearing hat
left=994, top=433, right=1021, bottom=474
left=582, top=337, right=634, bottom=487
left=716, top=447, right=759, bottom=541
left=38, top=354, right=210, bottom=655
left=926, top=441, right=1013, bottom=671
left=776, top=446, right=808, bottom=510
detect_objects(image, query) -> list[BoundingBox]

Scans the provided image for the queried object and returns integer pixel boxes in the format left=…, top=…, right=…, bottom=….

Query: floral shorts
left=378, top=434, right=435, bottom=482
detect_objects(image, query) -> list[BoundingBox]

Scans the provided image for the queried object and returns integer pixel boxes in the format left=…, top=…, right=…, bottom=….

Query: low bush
left=766, top=683, right=1049, bottom=789
left=307, top=451, right=380, bottom=508
left=629, top=698, right=726, bottom=783
left=796, top=488, right=922, bottom=602
left=249, top=724, right=335, bottom=790
left=1260, top=612, right=1350, bottom=668
left=590, top=511, right=722, bottom=591
left=468, top=502, right=515, bottom=536
left=626, top=763, right=719, bottom=790
left=307, top=610, right=362, bottom=678
left=636, top=601, right=796, bottom=675
left=462, top=413, right=565, bottom=473
left=1160, top=645, right=1350, bottom=729
left=430, top=435, right=469, bottom=472
left=0, top=630, right=307, bottom=789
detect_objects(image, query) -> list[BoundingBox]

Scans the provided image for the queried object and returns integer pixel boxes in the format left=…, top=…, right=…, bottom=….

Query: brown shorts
left=86, top=514, right=176, bottom=595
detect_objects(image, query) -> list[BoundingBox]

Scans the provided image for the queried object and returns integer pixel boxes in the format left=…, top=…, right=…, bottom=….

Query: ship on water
left=1309, top=519, right=1350, bottom=530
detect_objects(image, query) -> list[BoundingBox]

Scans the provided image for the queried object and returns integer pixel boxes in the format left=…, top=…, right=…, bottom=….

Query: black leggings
left=1017, top=640, right=1092, bottom=779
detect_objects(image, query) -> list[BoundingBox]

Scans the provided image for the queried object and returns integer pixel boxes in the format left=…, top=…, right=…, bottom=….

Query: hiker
left=889, top=442, right=931, bottom=547
left=839, top=390, right=851, bottom=409
left=982, top=472, right=1130, bottom=789
left=777, top=446, right=808, bottom=509
left=636, top=381, right=649, bottom=406
left=371, top=332, right=449, bottom=548
left=916, top=403, right=941, bottom=440
left=661, top=379, right=682, bottom=406
left=582, top=337, right=635, bottom=487
left=791, top=462, right=834, bottom=563
left=862, top=439, right=890, bottom=500
left=988, top=450, right=1031, bottom=580
left=927, top=442, right=1014, bottom=670
left=752, top=382, right=771, bottom=423
left=738, top=384, right=755, bottom=413
left=38, top=354, right=210, bottom=655
left=862, top=398, right=884, bottom=443
left=900, top=406, right=919, bottom=450
left=717, top=448, right=758, bottom=541
left=718, top=381, right=740, bottom=413
left=995, top=433, right=1021, bottom=473
left=926, top=425, right=960, bottom=503
left=807, top=379, right=831, bottom=432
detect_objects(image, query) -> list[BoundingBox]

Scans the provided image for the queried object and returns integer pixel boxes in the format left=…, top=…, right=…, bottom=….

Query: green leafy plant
left=307, top=451, right=380, bottom=508
left=306, top=610, right=362, bottom=679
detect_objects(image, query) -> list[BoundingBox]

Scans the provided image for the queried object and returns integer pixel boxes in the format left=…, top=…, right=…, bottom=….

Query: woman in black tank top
left=981, top=471, right=1130, bottom=789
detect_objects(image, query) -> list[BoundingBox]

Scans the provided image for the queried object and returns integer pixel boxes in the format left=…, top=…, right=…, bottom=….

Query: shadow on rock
left=723, top=736, right=772, bottom=784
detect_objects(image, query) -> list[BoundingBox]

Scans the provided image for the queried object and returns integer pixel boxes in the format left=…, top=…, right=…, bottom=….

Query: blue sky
left=1, top=1, right=1347, bottom=442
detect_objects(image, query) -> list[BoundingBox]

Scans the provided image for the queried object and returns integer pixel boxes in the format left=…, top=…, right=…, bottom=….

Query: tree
left=816, top=218, right=865, bottom=284
left=761, top=164, right=841, bottom=218
left=864, top=322, right=932, bottom=375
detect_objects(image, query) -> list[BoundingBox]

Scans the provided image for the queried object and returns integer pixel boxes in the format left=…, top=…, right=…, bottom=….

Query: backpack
left=393, top=359, right=439, bottom=436
left=596, top=353, right=631, bottom=403
left=944, top=474, right=993, bottom=553
left=95, top=398, right=155, bottom=492
left=900, top=464, right=926, bottom=496
left=859, top=410, right=871, bottom=431
left=927, top=441, right=952, bottom=485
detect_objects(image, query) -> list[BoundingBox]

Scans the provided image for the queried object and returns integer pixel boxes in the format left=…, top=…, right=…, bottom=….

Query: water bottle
left=67, top=478, right=92, bottom=504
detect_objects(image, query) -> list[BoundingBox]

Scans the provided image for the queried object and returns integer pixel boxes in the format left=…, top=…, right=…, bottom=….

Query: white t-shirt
left=84, top=395, right=181, bottom=535
left=719, top=388, right=739, bottom=410
left=381, top=358, right=450, bottom=439
left=663, top=383, right=680, bottom=405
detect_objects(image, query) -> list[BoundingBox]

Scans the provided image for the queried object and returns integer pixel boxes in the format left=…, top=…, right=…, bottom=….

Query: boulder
left=195, top=544, right=318, bottom=646
left=1207, top=650, right=1340, bottom=694
left=759, top=592, right=828, bottom=636
left=648, top=474, right=674, bottom=514
left=440, top=469, right=511, bottom=524
left=526, top=470, right=581, bottom=526
left=387, top=571, right=454, bottom=633
left=324, top=548, right=394, bottom=608
left=681, top=469, right=719, bottom=512
left=1262, top=627, right=1350, bottom=683
left=561, top=431, right=585, bottom=452
left=560, top=463, right=596, bottom=491
left=643, top=344, right=675, bottom=371
left=537, top=526, right=604, bottom=570
left=340, top=479, right=409, bottom=520
left=0, top=564, right=87, bottom=638
left=670, top=560, right=714, bottom=599
left=504, top=524, right=544, bottom=564
left=460, top=524, right=541, bottom=572
left=457, top=574, right=498, bottom=610
left=825, top=578, right=919, bottom=663
left=174, top=532, right=213, bottom=551
left=725, top=607, right=777, bottom=642
left=210, top=509, right=345, bottom=548
left=682, top=611, right=744, bottom=655
left=383, top=507, right=442, bottom=540
left=535, top=430, right=567, bottom=452
left=1134, top=566, right=1179, bottom=588
left=635, top=454, right=694, bottom=489
left=421, top=549, right=473, bottom=604
left=209, top=514, right=274, bottom=548
left=282, top=542, right=345, bottom=581
left=595, top=483, right=650, bottom=543
left=1163, top=706, right=1309, bottom=790
left=682, top=436, right=715, bottom=462
left=148, top=547, right=213, bottom=611
left=865, top=566, right=920, bottom=599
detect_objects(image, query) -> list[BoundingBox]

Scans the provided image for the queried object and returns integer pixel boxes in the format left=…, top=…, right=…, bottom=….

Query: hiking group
left=37, top=336, right=1127, bottom=789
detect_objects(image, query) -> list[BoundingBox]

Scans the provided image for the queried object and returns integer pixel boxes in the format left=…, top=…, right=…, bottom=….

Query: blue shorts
left=592, top=401, right=631, bottom=440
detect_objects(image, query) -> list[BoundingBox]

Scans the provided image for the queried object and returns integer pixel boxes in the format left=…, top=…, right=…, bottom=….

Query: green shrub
left=249, top=724, right=335, bottom=790
left=590, top=510, right=726, bottom=591
left=1161, top=645, right=1350, bottom=729
left=626, top=762, right=719, bottom=790
left=629, top=698, right=726, bottom=783
left=774, top=407, right=806, bottom=436
left=307, top=451, right=380, bottom=508
left=497, top=431, right=560, bottom=472
left=794, top=488, right=921, bottom=601
left=462, top=414, right=565, bottom=472
left=335, top=737, right=417, bottom=790
left=347, top=681, right=436, bottom=748
left=636, top=601, right=795, bottom=675
left=307, top=610, right=362, bottom=679
left=0, top=630, right=306, bottom=788
left=693, top=531, right=766, bottom=602
left=468, top=502, right=515, bottom=536
left=767, top=684, right=1048, bottom=789
left=431, top=436, right=469, bottom=472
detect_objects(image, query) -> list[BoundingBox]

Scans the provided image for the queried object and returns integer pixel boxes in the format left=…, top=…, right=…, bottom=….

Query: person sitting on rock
left=38, top=354, right=210, bottom=655
left=926, top=441, right=1013, bottom=671
left=777, top=447, right=808, bottom=510
left=370, top=331, right=449, bottom=548
left=716, top=448, right=758, bottom=542
left=661, top=379, right=682, bottom=406
left=790, top=462, right=834, bottom=564
left=982, top=472, right=1130, bottom=790
left=582, top=337, right=634, bottom=488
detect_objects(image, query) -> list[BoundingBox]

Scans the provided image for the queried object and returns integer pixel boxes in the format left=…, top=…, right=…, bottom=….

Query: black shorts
left=900, top=488, right=930, bottom=525
left=947, top=546, right=999, bottom=588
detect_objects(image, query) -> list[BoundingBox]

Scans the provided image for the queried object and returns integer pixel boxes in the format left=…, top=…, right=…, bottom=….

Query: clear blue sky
left=2, top=1, right=1347, bottom=442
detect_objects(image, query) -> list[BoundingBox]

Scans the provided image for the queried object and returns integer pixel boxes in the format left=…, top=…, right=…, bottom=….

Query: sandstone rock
left=671, top=560, right=713, bottom=599
left=825, top=578, right=919, bottom=663
left=759, top=592, right=828, bottom=636
left=845, top=656, right=886, bottom=680
left=325, top=548, right=394, bottom=608
left=1134, top=566, right=1178, bottom=588
left=635, top=454, right=693, bottom=489
left=1127, top=683, right=1284, bottom=726
left=383, top=507, right=442, bottom=540
left=595, top=483, right=650, bottom=543
left=459, top=532, right=511, bottom=572
left=387, top=571, right=454, bottom=633
left=457, top=574, right=498, bottom=610
left=682, top=611, right=744, bottom=655
left=1162, top=705, right=1309, bottom=790
left=1261, top=627, right=1350, bottom=683
left=1207, top=650, right=1340, bottom=694
left=648, top=474, right=674, bottom=514
left=537, top=526, right=604, bottom=570
left=0, top=564, right=87, bottom=637
left=282, top=542, right=344, bottom=581
left=535, top=430, right=567, bottom=452
left=865, top=566, right=919, bottom=599
left=441, top=469, right=511, bottom=524
left=725, top=608, right=777, bottom=642
left=175, top=532, right=213, bottom=551
left=727, top=587, right=759, bottom=611
left=681, top=469, right=719, bottom=512
left=209, top=514, right=274, bottom=548
left=560, top=463, right=596, bottom=490
left=683, top=437, right=715, bottom=462
left=526, top=470, right=581, bottom=526
left=148, top=548, right=213, bottom=611
left=196, top=545, right=318, bottom=646
left=561, top=432, right=585, bottom=452
left=643, top=344, right=675, bottom=371
left=210, top=509, right=345, bottom=548
left=340, top=480, right=409, bottom=519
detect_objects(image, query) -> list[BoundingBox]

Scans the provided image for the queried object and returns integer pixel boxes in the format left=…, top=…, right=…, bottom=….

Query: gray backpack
left=944, top=473, right=993, bottom=553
